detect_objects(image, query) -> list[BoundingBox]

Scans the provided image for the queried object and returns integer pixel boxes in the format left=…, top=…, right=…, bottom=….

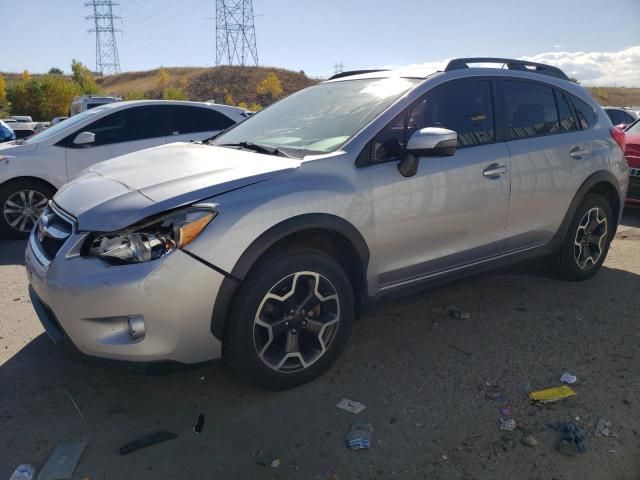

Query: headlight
left=86, top=207, right=216, bottom=264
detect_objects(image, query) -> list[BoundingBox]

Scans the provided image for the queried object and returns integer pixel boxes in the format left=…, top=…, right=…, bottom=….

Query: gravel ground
left=1, top=211, right=639, bottom=480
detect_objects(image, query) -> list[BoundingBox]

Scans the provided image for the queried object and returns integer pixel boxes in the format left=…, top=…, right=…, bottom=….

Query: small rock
left=500, top=418, right=517, bottom=432
left=521, top=435, right=538, bottom=447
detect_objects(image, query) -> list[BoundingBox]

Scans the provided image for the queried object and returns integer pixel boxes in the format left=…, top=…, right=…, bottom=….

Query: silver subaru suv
left=25, top=58, right=629, bottom=390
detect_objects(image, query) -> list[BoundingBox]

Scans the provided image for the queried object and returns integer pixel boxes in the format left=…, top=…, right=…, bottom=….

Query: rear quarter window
left=571, top=96, right=597, bottom=129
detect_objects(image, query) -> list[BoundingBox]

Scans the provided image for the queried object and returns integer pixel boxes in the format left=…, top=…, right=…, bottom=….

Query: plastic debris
left=560, top=372, right=577, bottom=384
left=336, top=398, right=366, bottom=414
left=346, top=423, right=373, bottom=450
left=269, top=459, right=281, bottom=468
left=594, top=417, right=612, bottom=437
left=8, top=464, right=35, bottom=480
left=549, top=421, right=586, bottom=454
left=521, top=435, right=538, bottom=447
left=528, top=385, right=576, bottom=403
left=38, top=443, right=86, bottom=480
left=440, top=453, right=449, bottom=461
left=119, top=432, right=178, bottom=455
left=193, top=413, right=205, bottom=434
left=500, top=418, right=517, bottom=431
left=500, top=402, right=512, bottom=416
left=432, top=306, right=471, bottom=320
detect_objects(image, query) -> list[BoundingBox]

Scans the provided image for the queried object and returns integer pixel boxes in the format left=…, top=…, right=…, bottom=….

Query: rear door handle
left=569, top=145, right=589, bottom=159
left=483, top=164, right=508, bottom=179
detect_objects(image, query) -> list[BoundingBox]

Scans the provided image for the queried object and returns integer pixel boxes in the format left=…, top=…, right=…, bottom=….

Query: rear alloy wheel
left=226, top=248, right=354, bottom=390
left=551, top=193, right=614, bottom=281
left=0, top=181, right=54, bottom=238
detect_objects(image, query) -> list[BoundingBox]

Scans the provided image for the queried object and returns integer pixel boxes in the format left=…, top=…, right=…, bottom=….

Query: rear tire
left=0, top=180, right=54, bottom=239
left=225, top=248, right=354, bottom=390
left=551, top=193, right=614, bottom=281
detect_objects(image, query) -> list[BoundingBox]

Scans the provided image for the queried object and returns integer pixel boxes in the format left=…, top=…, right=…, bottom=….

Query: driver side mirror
left=73, top=131, right=95, bottom=146
left=397, top=127, right=457, bottom=177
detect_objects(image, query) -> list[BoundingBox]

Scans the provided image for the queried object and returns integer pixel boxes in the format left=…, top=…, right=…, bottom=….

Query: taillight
left=610, top=127, right=625, bottom=151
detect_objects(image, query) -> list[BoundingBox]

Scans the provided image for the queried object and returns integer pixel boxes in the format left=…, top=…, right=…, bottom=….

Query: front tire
left=0, top=180, right=54, bottom=239
left=225, top=248, right=354, bottom=390
left=551, top=193, right=614, bottom=281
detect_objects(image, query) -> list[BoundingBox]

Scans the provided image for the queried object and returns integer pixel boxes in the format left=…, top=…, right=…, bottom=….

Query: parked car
left=623, top=119, right=640, bottom=208
left=70, top=95, right=122, bottom=116
left=0, top=100, right=249, bottom=236
left=11, top=115, right=34, bottom=123
left=0, top=120, right=16, bottom=142
left=8, top=122, right=36, bottom=139
left=25, top=58, right=628, bottom=390
left=50, top=116, right=68, bottom=126
left=603, top=107, right=639, bottom=129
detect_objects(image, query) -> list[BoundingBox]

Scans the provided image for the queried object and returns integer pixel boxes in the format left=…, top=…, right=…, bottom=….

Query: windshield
left=25, top=107, right=108, bottom=144
left=213, top=77, right=420, bottom=157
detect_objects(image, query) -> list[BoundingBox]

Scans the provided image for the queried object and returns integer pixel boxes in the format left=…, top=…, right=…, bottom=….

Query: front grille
left=629, top=176, right=640, bottom=201
left=33, top=203, right=75, bottom=261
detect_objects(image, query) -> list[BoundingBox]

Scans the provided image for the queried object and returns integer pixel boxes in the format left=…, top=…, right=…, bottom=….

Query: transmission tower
left=85, top=0, right=121, bottom=75
left=215, top=0, right=259, bottom=66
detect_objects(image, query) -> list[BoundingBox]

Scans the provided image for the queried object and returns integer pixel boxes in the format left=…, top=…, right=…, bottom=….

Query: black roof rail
left=328, top=69, right=389, bottom=80
left=444, top=57, right=569, bottom=81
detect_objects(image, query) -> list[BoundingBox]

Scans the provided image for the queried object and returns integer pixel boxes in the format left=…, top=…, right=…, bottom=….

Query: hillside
left=95, top=66, right=317, bottom=106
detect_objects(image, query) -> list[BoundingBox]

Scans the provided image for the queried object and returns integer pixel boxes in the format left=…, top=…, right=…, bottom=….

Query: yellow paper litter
left=528, top=385, right=576, bottom=403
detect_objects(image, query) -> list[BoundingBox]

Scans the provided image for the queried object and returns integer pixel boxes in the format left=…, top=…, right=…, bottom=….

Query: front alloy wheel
left=254, top=271, right=340, bottom=373
left=226, top=248, right=354, bottom=390
left=3, top=190, right=48, bottom=233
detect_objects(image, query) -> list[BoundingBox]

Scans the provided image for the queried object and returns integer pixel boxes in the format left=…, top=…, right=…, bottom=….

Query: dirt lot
left=1, top=212, right=639, bottom=480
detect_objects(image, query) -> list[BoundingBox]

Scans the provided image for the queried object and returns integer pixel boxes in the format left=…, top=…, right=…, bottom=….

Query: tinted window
left=555, top=90, right=579, bottom=132
left=607, top=109, right=625, bottom=125
left=79, top=106, right=170, bottom=146
left=572, top=96, right=596, bottom=129
left=372, top=79, right=495, bottom=163
left=622, top=111, right=635, bottom=124
left=501, top=81, right=559, bottom=139
left=171, top=106, right=234, bottom=135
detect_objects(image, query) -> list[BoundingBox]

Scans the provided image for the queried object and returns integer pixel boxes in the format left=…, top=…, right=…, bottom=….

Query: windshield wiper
left=218, top=141, right=292, bottom=158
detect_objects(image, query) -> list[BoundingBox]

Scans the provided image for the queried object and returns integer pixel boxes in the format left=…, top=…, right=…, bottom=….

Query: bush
left=7, top=75, right=81, bottom=120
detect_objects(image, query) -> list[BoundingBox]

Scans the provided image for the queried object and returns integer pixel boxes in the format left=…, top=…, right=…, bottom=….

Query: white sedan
left=0, top=100, right=249, bottom=237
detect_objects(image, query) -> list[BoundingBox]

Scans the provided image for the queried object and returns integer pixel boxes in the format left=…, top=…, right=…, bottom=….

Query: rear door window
left=127, top=105, right=171, bottom=141
left=170, top=106, right=235, bottom=135
left=500, top=80, right=559, bottom=140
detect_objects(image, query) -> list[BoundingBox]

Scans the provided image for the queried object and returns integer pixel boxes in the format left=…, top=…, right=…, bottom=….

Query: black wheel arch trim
left=210, top=213, right=370, bottom=340
left=553, top=170, right=623, bottom=244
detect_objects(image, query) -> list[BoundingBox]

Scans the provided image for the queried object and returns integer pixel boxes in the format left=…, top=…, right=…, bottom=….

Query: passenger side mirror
left=397, top=128, right=457, bottom=177
left=73, top=131, right=95, bottom=146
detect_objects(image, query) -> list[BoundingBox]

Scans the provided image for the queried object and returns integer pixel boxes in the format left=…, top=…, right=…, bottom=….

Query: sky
left=4, top=0, right=640, bottom=86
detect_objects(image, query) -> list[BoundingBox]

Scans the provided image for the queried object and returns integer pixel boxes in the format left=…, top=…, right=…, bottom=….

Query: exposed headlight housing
left=86, top=207, right=216, bottom=264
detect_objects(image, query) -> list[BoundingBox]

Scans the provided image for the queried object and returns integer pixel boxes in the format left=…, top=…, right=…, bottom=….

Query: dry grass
left=587, top=87, right=640, bottom=107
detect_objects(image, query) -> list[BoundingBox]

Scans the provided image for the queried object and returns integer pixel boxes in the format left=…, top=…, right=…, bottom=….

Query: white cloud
left=388, top=45, right=640, bottom=87
left=523, top=45, right=640, bottom=87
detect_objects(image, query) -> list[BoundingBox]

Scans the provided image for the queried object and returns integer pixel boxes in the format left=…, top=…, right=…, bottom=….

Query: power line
left=215, top=0, right=259, bottom=66
left=85, top=0, right=122, bottom=75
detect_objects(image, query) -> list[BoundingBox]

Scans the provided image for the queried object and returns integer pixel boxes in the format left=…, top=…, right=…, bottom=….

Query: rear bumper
left=626, top=169, right=640, bottom=206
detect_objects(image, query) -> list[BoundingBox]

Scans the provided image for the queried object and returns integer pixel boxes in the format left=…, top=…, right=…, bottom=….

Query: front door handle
left=483, top=163, right=508, bottom=179
left=569, top=145, right=589, bottom=160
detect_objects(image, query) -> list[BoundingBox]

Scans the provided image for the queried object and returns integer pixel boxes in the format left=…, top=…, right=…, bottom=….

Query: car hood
left=54, top=142, right=301, bottom=232
left=0, top=141, right=38, bottom=154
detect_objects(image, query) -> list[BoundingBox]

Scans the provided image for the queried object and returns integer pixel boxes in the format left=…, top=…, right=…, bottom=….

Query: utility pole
left=85, top=0, right=122, bottom=75
left=334, top=62, right=344, bottom=75
left=215, top=0, right=259, bottom=66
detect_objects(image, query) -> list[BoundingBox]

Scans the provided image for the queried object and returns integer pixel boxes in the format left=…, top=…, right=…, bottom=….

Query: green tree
left=21, top=70, right=31, bottom=81
left=40, top=76, right=82, bottom=119
left=48, top=67, right=64, bottom=75
left=124, top=90, right=146, bottom=100
left=0, top=74, right=10, bottom=117
left=256, top=72, right=283, bottom=102
left=157, top=67, right=170, bottom=94
left=162, top=87, right=187, bottom=100
left=71, top=59, right=100, bottom=94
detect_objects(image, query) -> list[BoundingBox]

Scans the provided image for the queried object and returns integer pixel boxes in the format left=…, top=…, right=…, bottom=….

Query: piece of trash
left=193, top=414, right=205, bottom=434
left=549, top=421, right=586, bottom=454
left=345, top=423, right=373, bottom=450
left=336, top=398, right=366, bottom=414
left=500, top=402, right=512, bottom=416
left=8, top=464, right=35, bottom=480
left=432, top=306, right=471, bottom=320
left=528, top=385, right=576, bottom=403
left=269, top=459, right=281, bottom=468
left=500, top=418, right=517, bottom=431
left=521, top=434, right=538, bottom=447
left=608, top=449, right=616, bottom=453
left=38, top=443, right=86, bottom=480
left=199, top=376, right=206, bottom=381
left=594, top=417, right=612, bottom=437
left=560, top=372, right=577, bottom=384
left=119, top=431, right=178, bottom=455
left=440, top=453, right=449, bottom=461
left=63, top=388, right=85, bottom=420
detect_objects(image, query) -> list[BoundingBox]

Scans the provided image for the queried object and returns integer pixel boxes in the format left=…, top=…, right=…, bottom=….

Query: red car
left=624, top=120, right=640, bottom=208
